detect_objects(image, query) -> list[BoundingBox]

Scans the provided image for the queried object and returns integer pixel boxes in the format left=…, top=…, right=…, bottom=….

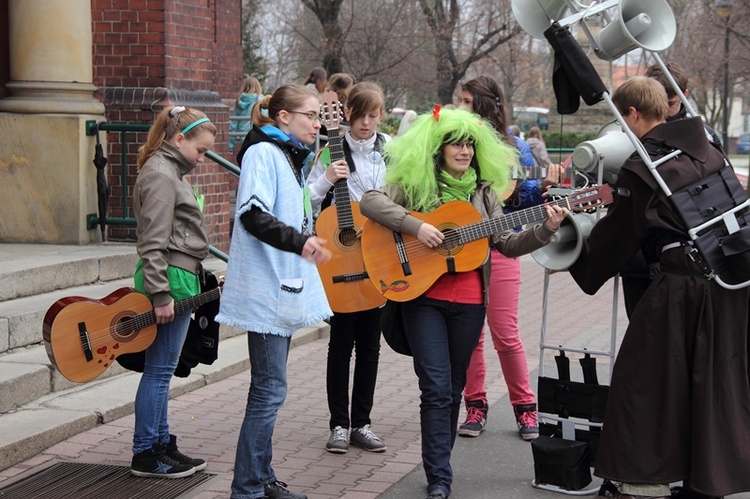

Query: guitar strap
left=321, top=132, right=385, bottom=210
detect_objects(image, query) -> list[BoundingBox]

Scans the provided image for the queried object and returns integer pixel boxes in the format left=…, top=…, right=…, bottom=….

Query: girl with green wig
left=360, top=106, right=567, bottom=499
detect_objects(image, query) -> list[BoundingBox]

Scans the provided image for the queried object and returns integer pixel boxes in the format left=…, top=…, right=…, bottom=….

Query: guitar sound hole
left=338, top=227, right=358, bottom=248
left=113, top=316, right=136, bottom=339
left=438, top=228, right=461, bottom=253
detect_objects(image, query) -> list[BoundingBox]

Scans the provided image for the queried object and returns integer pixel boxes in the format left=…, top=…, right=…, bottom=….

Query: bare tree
left=418, top=0, right=519, bottom=103
left=300, top=0, right=345, bottom=74
left=660, top=0, right=750, bottom=132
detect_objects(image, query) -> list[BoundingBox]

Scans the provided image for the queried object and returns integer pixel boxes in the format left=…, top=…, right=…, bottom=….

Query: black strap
left=322, top=133, right=386, bottom=210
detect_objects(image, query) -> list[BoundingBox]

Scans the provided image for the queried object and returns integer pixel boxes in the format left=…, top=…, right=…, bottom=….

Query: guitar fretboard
left=512, top=165, right=575, bottom=182
left=116, top=286, right=222, bottom=335
left=327, top=127, right=356, bottom=230
left=442, top=196, right=571, bottom=249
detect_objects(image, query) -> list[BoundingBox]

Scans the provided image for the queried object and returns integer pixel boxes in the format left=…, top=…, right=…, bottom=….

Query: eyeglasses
left=288, top=111, right=323, bottom=124
left=448, top=141, right=474, bottom=150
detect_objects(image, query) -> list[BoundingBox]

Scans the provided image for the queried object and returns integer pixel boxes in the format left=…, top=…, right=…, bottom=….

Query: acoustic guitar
left=43, top=285, right=222, bottom=383
left=360, top=185, right=613, bottom=302
left=314, top=92, right=386, bottom=313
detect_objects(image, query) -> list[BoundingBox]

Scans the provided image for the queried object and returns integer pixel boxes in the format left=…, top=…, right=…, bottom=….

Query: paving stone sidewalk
left=2, top=256, right=745, bottom=498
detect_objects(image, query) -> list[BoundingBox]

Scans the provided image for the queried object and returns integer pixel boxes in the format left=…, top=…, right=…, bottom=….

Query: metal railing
left=85, top=120, right=237, bottom=262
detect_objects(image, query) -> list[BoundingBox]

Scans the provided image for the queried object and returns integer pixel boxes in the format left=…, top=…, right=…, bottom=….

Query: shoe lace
left=332, top=426, right=348, bottom=442
left=355, top=424, right=380, bottom=441
left=158, top=453, right=185, bottom=468
left=464, top=405, right=485, bottom=425
left=518, top=410, right=537, bottom=428
left=267, top=480, right=289, bottom=491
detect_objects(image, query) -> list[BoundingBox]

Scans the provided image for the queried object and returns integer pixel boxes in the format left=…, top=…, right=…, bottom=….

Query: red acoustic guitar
left=360, top=185, right=613, bottom=302
left=314, top=92, right=386, bottom=313
left=43, top=285, right=221, bottom=383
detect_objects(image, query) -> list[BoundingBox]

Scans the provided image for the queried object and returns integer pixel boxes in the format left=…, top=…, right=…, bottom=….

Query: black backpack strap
left=323, top=133, right=385, bottom=209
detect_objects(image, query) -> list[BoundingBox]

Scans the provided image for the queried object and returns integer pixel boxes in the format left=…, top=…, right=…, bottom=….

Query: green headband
left=181, top=117, right=210, bottom=135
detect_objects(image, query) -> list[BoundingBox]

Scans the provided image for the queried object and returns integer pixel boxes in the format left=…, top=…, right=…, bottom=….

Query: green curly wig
left=383, top=107, right=517, bottom=212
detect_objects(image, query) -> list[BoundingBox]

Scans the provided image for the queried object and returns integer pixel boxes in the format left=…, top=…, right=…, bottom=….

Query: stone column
left=0, top=0, right=104, bottom=114
left=0, top=0, right=105, bottom=244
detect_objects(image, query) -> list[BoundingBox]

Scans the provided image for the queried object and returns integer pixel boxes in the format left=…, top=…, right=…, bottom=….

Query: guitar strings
left=62, top=288, right=220, bottom=351
left=376, top=189, right=603, bottom=256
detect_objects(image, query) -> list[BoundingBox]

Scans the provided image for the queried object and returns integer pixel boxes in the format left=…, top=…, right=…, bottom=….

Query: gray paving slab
left=0, top=255, right=748, bottom=498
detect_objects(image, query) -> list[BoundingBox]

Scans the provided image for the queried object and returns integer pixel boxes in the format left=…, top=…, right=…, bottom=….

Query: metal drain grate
left=0, top=461, right=216, bottom=499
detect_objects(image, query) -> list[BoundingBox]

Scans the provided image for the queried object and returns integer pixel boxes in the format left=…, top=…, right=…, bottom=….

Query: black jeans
left=326, top=307, right=382, bottom=430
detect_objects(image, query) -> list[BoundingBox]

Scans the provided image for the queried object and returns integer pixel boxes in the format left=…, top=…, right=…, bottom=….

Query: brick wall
left=91, top=0, right=244, bottom=252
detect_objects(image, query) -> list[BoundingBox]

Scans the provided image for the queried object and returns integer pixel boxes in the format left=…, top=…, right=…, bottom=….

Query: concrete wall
left=0, top=114, right=101, bottom=243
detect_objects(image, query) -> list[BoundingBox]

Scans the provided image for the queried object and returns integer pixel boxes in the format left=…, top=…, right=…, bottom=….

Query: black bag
left=532, top=435, right=592, bottom=490
left=380, top=300, right=411, bottom=356
left=668, top=164, right=750, bottom=284
left=544, top=23, right=607, bottom=114
left=117, top=271, right=221, bottom=377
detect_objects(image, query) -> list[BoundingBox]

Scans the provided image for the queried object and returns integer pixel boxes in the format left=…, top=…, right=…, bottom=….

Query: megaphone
left=572, top=121, right=635, bottom=184
left=511, top=0, right=569, bottom=39
left=594, top=0, right=676, bottom=61
left=532, top=213, right=598, bottom=271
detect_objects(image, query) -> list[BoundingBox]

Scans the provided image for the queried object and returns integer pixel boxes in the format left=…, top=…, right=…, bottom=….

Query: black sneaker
left=166, top=434, right=207, bottom=471
left=264, top=480, right=307, bottom=499
left=458, top=400, right=487, bottom=437
left=513, top=403, right=540, bottom=441
left=131, top=443, right=195, bottom=478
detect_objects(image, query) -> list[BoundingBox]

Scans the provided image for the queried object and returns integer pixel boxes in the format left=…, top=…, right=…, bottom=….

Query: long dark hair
left=461, top=76, right=512, bottom=146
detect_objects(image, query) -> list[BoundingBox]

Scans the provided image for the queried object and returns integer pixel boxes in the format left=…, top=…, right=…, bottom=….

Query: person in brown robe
left=569, top=76, right=750, bottom=498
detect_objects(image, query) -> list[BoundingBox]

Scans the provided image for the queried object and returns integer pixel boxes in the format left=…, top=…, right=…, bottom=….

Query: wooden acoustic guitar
left=360, top=185, right=613, bottom=302
left=43, top=285, right=222, bottom=383
left=314, top=91, right=386, bottom=313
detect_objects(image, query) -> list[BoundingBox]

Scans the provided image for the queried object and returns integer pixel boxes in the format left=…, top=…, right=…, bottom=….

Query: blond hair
left=345, top=82, right=385, bottom=123
left=251, top=84, right=319, bottom=127
left=612, top=76, right=669, bottom=122
left=236, top=76, right=262, bottom=107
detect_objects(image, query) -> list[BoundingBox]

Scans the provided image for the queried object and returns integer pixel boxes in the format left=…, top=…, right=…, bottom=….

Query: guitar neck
left=131, top=287, right=222, bottom=331
left=327, top=127, right=356, bottom=229
left=447, top=197, right=570, bottom=248
left=513, top=166, right=575, bottom=182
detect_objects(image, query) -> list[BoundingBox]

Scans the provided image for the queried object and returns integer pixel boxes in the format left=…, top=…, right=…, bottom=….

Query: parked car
left=737, top=131, right=750, bottom=154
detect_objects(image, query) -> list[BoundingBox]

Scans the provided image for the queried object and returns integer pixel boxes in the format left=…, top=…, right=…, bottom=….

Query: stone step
left=0, top=254, right=230, bottom=411
left=0, top=244, right=330, bottom=474
left=0, top=323, right=330, bottom=471
left=0, top=277, right=134, bottom=353
left=0, top=243, right=139, bottom=303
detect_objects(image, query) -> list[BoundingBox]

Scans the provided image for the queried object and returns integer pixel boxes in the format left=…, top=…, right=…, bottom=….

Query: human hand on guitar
left=303, top=236, right=333, bottom=264
left=540, top=162, right=564, bottom=191
left=154, top=299, right=175, bottom=324
left=417, top=222, right=445, bottom=248
left=542, top=203, right=568, bottom=231
left=324, top=159, right=349, bottom=184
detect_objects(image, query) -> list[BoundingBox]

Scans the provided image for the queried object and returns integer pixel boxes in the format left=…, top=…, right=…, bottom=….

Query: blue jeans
left=133, top=310, right=191, bottom=454
left=402, top=296, right=486, bottom=497
left=231, top=332, right=291, bottom=499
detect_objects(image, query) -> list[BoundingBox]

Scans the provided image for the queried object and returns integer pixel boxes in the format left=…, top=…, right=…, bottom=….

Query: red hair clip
left=432, top=104, right=441, bottom=121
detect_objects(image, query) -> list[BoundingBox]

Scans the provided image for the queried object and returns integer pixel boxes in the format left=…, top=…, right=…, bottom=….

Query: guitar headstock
left=320, top=91, right=342, bottom=130
left=567, top=184, right=614, bottom=212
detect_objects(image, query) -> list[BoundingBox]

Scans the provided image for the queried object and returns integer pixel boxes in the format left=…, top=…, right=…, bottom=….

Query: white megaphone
left=572, top=121, right=635, bottom=184
left=532, top=213, right=598, bottom=271
left=594, top=0, right=676, bottom=61
left=511, top=0, right=569, bottom=39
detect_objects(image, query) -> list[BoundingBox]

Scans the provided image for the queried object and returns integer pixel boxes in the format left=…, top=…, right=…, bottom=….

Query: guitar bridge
left=78, top=322, right=94, bottom=362
left=332, top=271, right=369, bottom=283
